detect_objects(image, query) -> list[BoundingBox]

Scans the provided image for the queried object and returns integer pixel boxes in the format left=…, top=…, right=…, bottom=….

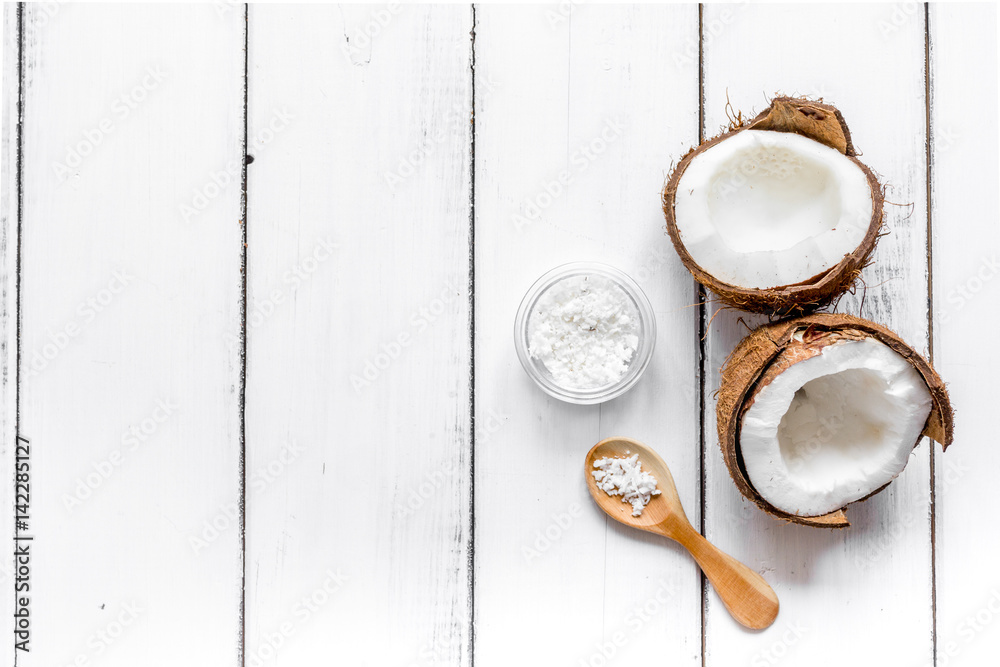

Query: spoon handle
left=670, top=521, right=779, bottom=630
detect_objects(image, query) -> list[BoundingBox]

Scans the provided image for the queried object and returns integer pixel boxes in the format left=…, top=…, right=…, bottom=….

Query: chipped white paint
left=12, top=4, right=244, bottom=665
left=1, top=5, right=19, bottom=665
left=244, top=5, right=473, bottom=666
left=931, top=5, right=1000, bottom=666
left=473, top=6, right=703, bottom=666
left=701, top=4, right=935, bottom=666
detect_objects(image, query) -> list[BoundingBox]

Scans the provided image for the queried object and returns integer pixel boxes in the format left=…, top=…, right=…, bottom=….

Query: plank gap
left=923, top=4, right=938, bottom=666
left=239, top=4, right=250, bottom=667
left=12, top=4, right=24, bottom=663
left=468, top=4, right=478, bottom=667
left=697, top=5, right=707, bottom=667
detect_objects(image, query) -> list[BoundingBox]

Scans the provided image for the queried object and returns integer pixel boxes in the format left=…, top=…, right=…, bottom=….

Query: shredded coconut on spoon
left=592, top=454, right=661, bottom=516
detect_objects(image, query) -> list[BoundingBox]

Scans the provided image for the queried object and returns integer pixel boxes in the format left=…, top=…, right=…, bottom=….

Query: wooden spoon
left=585, top=437, right=779, bottom=630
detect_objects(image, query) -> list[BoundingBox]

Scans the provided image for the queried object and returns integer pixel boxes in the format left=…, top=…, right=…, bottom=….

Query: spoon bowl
left=585, top=436, right=687, bottom=531
left=585, top=437, right=780, bottom=630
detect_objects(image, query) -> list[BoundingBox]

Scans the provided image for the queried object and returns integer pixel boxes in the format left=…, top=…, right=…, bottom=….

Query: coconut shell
left=746, top=96, right=856, bottom=156
left=717, top=312, right=954, bottom=528
left=663, top=96, right=884, bottom=316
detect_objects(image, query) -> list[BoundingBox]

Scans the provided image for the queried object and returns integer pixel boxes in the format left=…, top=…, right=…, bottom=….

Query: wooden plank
left=16, top=5, right=244, bottom=664
left=473, top=6, right=703, bottom=665
left=1, top=4, right=20, bottom=665
left=243, top=5, right=473, bottom=665
left=930, top=5, right=1000, bottom=666
left=700, top=4, right=934, bottom=665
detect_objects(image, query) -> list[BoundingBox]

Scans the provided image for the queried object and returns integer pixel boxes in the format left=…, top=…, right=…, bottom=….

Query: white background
left=1, top=3, right=999, bottom=666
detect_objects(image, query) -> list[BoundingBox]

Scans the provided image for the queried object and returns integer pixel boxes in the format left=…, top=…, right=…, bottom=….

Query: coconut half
left=717, top=313, right=954, bottom=527
left=663, top=97, right=884, bottom=315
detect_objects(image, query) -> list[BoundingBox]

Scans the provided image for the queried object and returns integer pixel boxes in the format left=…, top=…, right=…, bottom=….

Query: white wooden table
left=2, top=3, right=998, bottom=666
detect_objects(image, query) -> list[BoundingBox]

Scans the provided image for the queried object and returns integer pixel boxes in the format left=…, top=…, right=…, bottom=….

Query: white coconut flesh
left=673, top=130, right=874, bottom=289
left=740, top=338, right=932, bottom=517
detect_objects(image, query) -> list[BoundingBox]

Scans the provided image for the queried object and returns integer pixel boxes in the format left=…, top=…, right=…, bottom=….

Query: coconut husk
left=717, top=312, right=954, bottom=528
left=746, top=96, right=856, bottom=156
left=663, top=96, right=883, bottom=316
